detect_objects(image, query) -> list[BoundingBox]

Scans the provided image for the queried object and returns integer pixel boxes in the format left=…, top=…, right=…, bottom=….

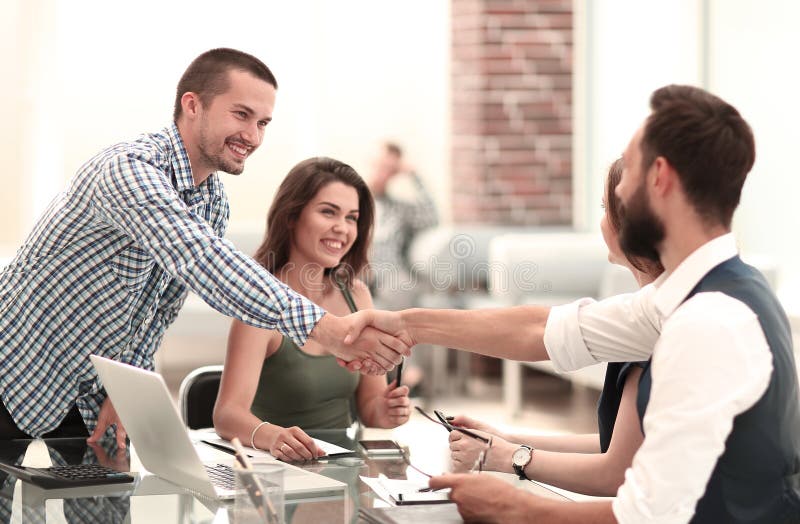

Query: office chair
left=178, top=365, right=223, bottom=430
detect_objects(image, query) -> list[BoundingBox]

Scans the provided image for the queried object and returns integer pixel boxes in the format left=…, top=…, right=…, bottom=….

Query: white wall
left=577, top=0, right=800, bottom=303
left=0, top=0, right=451, bottom=246
left=0, top=0, right=24, bottom=250
left=576, top=0, right=702, bottom=231
left=706, top=0, right=800, bottom=307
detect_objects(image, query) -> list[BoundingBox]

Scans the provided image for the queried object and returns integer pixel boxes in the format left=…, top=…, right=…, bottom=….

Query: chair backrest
left=178, top=365, right=224, bottom=430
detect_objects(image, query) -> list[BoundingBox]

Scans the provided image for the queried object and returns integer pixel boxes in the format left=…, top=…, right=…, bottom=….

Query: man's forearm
left=401, top=305, right=551, bottom=362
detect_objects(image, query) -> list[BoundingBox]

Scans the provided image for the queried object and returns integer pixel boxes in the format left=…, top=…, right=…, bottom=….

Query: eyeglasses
left=413, top=406, right=491, bottom=444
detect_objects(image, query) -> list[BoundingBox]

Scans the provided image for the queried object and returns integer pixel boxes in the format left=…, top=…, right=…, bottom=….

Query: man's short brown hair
left=641, top=85, right=755, bottom=227
left=173, top=48, right=277, bottom=121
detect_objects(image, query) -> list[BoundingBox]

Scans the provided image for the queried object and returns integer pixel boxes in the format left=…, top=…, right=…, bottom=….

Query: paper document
left=361, top=474, right=451, bottom=505
left=200, top=434, right=353, bottom=459
left=358, top=504, right=462, bottom=524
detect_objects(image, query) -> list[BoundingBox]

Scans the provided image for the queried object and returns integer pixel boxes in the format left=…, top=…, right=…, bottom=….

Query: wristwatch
left=512, top=444, right=533, bottom=480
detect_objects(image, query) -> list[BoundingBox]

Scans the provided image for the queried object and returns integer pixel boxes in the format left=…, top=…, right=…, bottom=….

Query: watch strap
left=512, top=445, right=533, bottom=480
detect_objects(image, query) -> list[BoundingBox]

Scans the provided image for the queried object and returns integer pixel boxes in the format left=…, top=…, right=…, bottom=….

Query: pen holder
left=233, top=463, right=284, bottom=524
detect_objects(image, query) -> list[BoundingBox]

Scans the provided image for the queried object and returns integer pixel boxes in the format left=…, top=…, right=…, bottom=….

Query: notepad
left=361, top=474, right=451, bottom=505
left=200, top=435, right=353, bottom=459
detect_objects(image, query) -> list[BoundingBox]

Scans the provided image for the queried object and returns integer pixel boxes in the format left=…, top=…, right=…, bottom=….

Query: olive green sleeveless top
left=250, top=282, right=360, bottom=429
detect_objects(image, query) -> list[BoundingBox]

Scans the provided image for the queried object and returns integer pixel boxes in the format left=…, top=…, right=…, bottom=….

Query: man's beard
left=618, top=181, right=665, bottom=264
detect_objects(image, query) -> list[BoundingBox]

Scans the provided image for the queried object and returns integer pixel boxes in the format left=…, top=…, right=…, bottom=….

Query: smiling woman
left=254, top=157, right=374, bottom=286
left=213, top=157, right=411, bottom=462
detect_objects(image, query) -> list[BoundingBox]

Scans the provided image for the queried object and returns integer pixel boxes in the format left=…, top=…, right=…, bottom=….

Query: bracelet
left=250, top=421, right=269, bottom=450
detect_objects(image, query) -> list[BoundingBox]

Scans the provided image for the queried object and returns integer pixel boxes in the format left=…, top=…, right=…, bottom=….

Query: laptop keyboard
left=204, top=463, right=236, bottom=490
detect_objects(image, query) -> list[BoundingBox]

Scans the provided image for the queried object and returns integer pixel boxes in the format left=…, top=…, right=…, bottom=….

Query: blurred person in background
left=367, top=142, right=438, bottom=392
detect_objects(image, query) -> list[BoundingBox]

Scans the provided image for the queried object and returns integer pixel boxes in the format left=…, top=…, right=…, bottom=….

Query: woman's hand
left=373, top=383, right=411, bottom=428
left=450, top=430, right=516, bottom=473
left=449, top=415, right=507, bottom=441
left=264, top=424, right=325, bottom=462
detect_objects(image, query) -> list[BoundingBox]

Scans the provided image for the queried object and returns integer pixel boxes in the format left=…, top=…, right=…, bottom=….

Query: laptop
left=90, top=355, right=345, bottom=500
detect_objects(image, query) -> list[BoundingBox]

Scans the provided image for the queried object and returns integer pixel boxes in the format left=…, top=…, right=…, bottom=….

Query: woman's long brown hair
left=253, top=157, right=374, bottom=286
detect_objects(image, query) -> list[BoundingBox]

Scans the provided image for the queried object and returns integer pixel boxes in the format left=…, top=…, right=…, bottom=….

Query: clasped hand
left=308, top=310, right=414, bottom=375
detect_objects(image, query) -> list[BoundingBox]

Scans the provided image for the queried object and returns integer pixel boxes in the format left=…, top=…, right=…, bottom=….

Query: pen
left=231, top=437, right=279, bottom=523
left=395, top=358, right=404, bottom=386
left=200, top=439, right=236, bottom=456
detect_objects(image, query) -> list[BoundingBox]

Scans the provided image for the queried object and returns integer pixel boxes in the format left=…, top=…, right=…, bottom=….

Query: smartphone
left=358, top=439, right=402, bottom=455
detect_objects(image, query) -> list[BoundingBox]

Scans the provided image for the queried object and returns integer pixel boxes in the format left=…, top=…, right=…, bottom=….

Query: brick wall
left=451, top=0, right=573, bottom=225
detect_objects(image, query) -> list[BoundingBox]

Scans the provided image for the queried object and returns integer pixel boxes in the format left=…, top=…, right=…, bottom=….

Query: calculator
left=0, top=462, right=135, bottom=489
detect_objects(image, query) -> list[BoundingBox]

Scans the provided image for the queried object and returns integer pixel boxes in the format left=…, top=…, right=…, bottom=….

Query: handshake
left=305, top=310, right=413, bottom=375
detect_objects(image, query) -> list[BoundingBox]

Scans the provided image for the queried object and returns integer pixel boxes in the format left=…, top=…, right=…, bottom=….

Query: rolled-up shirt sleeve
left=544, top=285, right=662, bottom=372
left=544, top=298, right=600, bottom=372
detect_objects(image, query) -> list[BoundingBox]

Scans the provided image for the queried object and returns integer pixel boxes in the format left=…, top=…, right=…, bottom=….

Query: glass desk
left=0, top=425, right=566, bottom=523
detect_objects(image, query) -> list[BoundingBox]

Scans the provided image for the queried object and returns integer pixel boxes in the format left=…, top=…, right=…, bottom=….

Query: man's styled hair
left=173, top=48, right=278, bottom=121
left=253, top=157, right=375, bottom=286
left=641, top=84, right=755, bottom=227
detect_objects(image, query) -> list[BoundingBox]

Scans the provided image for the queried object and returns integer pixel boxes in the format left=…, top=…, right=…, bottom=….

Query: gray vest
left=637, top=256, right=800, bottom=523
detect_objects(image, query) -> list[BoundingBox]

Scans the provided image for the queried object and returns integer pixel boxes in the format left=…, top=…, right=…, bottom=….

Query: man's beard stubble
left=197, top=118, right=245, bottom=176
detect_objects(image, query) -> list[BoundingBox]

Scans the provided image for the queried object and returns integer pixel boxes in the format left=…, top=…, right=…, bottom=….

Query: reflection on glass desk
left=0, top=428, right=566, bottom=523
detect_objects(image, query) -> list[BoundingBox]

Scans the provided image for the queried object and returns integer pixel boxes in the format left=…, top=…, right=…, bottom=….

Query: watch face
left=512, top=447, right=529, bottom=465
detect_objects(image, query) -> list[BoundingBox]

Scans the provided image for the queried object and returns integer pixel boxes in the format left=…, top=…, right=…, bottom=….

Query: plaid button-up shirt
left=0, top=124, right=324, bottom=436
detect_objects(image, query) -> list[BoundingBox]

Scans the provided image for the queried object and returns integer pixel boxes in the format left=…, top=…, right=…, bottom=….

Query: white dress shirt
left=543, top=233, right=774, bottom=524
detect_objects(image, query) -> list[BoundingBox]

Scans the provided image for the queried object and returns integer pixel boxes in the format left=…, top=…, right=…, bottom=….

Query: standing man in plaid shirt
left=0, top=48, right=407, bottom=446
